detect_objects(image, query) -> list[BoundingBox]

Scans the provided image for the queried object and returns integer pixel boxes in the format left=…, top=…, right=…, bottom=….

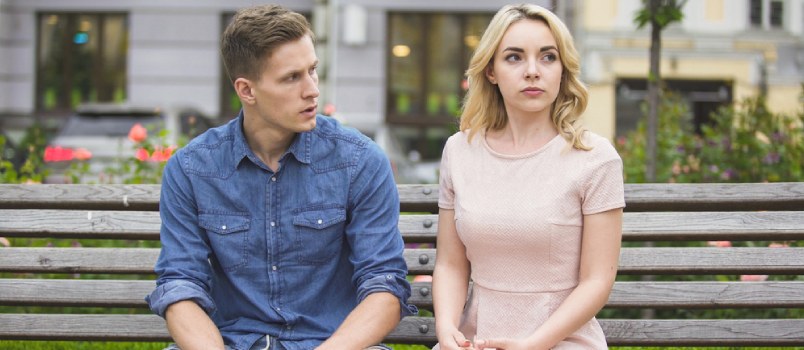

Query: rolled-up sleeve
left=346, top=142, right=417, bottom=317
left=145, top=153, right=216, bottom=318
left=146, top=279, right=216, bottom=317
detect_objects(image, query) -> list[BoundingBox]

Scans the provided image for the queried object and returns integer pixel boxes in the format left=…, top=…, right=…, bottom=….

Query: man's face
left=249, top=35, right=320, bottom=134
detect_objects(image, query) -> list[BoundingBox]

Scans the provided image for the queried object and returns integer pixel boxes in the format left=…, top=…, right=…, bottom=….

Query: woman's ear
left=485, top=65, right=497, bottom=85
left=234, top=77, right=256, bottom=105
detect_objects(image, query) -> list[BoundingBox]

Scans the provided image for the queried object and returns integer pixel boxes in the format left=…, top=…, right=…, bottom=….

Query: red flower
left=128, top=123, right=147, bottom=143
left=73, top=148, right=92, bottom=161
left=135, top=148, right=150, bottom=161
left=44, top=146, right=74, bottom=162
left=706, top=241, right=732, bottom=248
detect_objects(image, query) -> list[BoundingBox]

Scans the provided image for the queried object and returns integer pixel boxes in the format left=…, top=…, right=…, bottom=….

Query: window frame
left=385, top=11, right=493, bottom=127
left=34, top=12, right=129, bottom=116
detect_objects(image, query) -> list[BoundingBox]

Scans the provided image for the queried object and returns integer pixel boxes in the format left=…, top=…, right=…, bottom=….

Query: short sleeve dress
left=436, top=130, right=625, bottom=348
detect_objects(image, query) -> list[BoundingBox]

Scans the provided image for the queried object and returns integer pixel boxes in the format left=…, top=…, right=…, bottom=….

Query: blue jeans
left=163, top=336, right=391, bottom=350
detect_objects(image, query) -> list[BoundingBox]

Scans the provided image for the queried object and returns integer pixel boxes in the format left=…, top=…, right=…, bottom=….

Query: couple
left=147, top=4, right=624, bottom=350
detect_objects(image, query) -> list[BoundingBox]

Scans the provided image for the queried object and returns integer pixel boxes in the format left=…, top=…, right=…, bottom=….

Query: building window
left=219, top=12, right=312, bottom=121
left=36, top=13, right=128, bottom=114
left=615, top=79, right=733, bottom=137
left=749, top=0, right=784, bottom=29
left=387, top=12, right=492, bottom=126
left=384, top=12, right=491, bottom=177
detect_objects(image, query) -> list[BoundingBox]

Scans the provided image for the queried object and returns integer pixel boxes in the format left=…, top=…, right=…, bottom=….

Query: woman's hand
left=473, top=337, right=542, bottom=350
left=437, top=329, right=473, bottom=350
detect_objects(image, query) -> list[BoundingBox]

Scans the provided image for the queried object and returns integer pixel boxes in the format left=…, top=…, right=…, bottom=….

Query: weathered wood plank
left=0, top=248, right=437, bottom=275
left=619, top=247, right=804, bottom=274
left=3, top=182, right=804, bottom=212
left=602, top=319, right=804, bottom=346
left=4, top=210, right=804, bottom=243
left=622, top=211, right=804, bottom=241
left=606, top=281, right=804, bottom=308
left=0, top=209, right=161, bottom=240
left=0, top=314, right=437, bottom=343
left=0, top=184, right=161, bottom=211
left=624, top=182, right=804, bottom=212
left=0, top=279, right=155, bottom=308
left=2, top=247, right=802, bottom=275
left=1, top=314, right=802, bottom=345
left=4, top=279, right=803, bottom=310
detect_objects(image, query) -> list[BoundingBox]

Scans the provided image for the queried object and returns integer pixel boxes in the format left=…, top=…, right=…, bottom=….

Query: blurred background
left=0, top=0, right=802, bottom=184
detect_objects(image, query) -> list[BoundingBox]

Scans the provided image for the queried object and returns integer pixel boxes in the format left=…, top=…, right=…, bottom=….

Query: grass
left=0, top=343, right=802, bottom=350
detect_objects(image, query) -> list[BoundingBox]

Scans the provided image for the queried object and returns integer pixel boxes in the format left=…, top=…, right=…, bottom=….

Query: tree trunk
left=646, top=0, right=662, bottom=183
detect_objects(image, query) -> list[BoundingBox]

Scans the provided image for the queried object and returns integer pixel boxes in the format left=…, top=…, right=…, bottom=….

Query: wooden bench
left=1, top=182, right=803, bottom=347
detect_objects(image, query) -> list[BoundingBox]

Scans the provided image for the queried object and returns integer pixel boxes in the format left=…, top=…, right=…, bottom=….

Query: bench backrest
left=1, top=183, right=803, bottom=346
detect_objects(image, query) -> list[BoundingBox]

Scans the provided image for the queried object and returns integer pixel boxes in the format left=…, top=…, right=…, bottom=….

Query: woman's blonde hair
left=460, top=3, right=590, bottom=150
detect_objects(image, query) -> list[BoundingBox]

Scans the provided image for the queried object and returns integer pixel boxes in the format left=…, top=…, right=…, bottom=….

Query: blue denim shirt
left=146, top=113, right=416, bottom=350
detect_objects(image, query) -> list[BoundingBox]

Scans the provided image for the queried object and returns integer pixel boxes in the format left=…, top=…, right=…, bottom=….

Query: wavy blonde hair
left=460, top=3, right=590, bottom=150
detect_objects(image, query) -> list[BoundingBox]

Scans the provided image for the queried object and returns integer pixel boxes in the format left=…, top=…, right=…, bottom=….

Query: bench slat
left=4, top=279, right=804, bottom=309
left=0, top=314, right=802, bottom=345
left=3, top=182, right=804, bottom=212
left=0, top=248, right=436, bottom=275
left=4, top=210, right=804, bottom=243
left=2, top=247, right=802, bottom=274
left=0, top=184, right=161, bottom=211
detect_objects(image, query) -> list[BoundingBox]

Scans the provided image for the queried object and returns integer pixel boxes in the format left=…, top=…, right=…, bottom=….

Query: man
left=146, top=5, right=416, bottom=350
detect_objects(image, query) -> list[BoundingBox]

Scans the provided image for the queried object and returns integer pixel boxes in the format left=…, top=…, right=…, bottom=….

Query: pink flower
left=413, top=275, right=433, bottom=283
left=769, top=242, right=790, bottom=248
left=707, top=241, right=732, bottom=248
left=0, top=237, right=10, bottom=247
left=323, top=103, right=337, bottom=116
left=128, top=123, right=148, bottom=143
left=740, top=274, right=768, bottom=282
left=150, top=146, right=177, bottom=162
left=73, top=148, right=92, bottom=161
left=135, top=148, right=150, bottom=161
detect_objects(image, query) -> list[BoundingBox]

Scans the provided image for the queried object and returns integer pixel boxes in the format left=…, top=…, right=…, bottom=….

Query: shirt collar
left=230, top=111, right=313, bottom=169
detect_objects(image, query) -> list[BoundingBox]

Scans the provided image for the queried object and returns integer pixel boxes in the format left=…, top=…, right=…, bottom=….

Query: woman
left=432, top=4, right=625, bottom=350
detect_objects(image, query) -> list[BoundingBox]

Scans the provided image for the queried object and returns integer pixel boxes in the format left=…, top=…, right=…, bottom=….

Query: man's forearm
left=317, top=292, right=401, bottom=350
left=166, top=300, right=226, bottom=350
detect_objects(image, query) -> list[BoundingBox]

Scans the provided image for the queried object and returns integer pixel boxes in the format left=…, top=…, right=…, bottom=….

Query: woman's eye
left=504, top=54, right=521, bottom=62
left=542, top=53, right=558, bottom=62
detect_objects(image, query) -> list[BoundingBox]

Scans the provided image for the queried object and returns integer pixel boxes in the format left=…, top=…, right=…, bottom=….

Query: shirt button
left=271, top=177, right=276, bottom=182
left=317, top=219, right=323, bottom=225
left=286, top=325, right=292, bottom=330
left=221, top=225, right=227, bottom=230
left=272, top=266, right=277, bottom=271
left=270, top=221, right=276, bottom=227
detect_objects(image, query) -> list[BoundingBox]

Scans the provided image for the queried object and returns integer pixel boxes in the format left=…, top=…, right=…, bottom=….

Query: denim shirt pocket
left=292, top=206, right=346, bottom=265
left=199, top=212, right=251, bottom=272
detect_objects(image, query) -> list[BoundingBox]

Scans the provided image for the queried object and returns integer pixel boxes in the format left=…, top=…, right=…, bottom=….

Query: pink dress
left=436, top=130, right=625, bottom=349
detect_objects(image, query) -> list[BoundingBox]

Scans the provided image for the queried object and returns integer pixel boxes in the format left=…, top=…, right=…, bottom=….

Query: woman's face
left=486, top=19, right=563, bottom=119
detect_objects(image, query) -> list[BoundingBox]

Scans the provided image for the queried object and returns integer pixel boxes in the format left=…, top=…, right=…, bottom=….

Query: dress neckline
left=480, top=130, right=563, bottom=159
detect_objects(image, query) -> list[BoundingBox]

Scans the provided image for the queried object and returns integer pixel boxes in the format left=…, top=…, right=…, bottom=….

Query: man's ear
left=234, top=77, right=256, bottom=105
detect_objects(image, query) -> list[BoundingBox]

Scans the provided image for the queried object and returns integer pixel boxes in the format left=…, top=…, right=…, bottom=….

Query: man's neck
left=242, top=114, right=296, bottom=172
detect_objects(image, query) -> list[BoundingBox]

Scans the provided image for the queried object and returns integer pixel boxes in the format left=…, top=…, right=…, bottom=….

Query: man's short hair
left=221, top=5, right=314, bottom=83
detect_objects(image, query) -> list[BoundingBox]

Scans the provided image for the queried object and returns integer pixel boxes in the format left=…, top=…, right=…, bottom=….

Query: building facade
left=1, top=0, right=802, bottom=182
